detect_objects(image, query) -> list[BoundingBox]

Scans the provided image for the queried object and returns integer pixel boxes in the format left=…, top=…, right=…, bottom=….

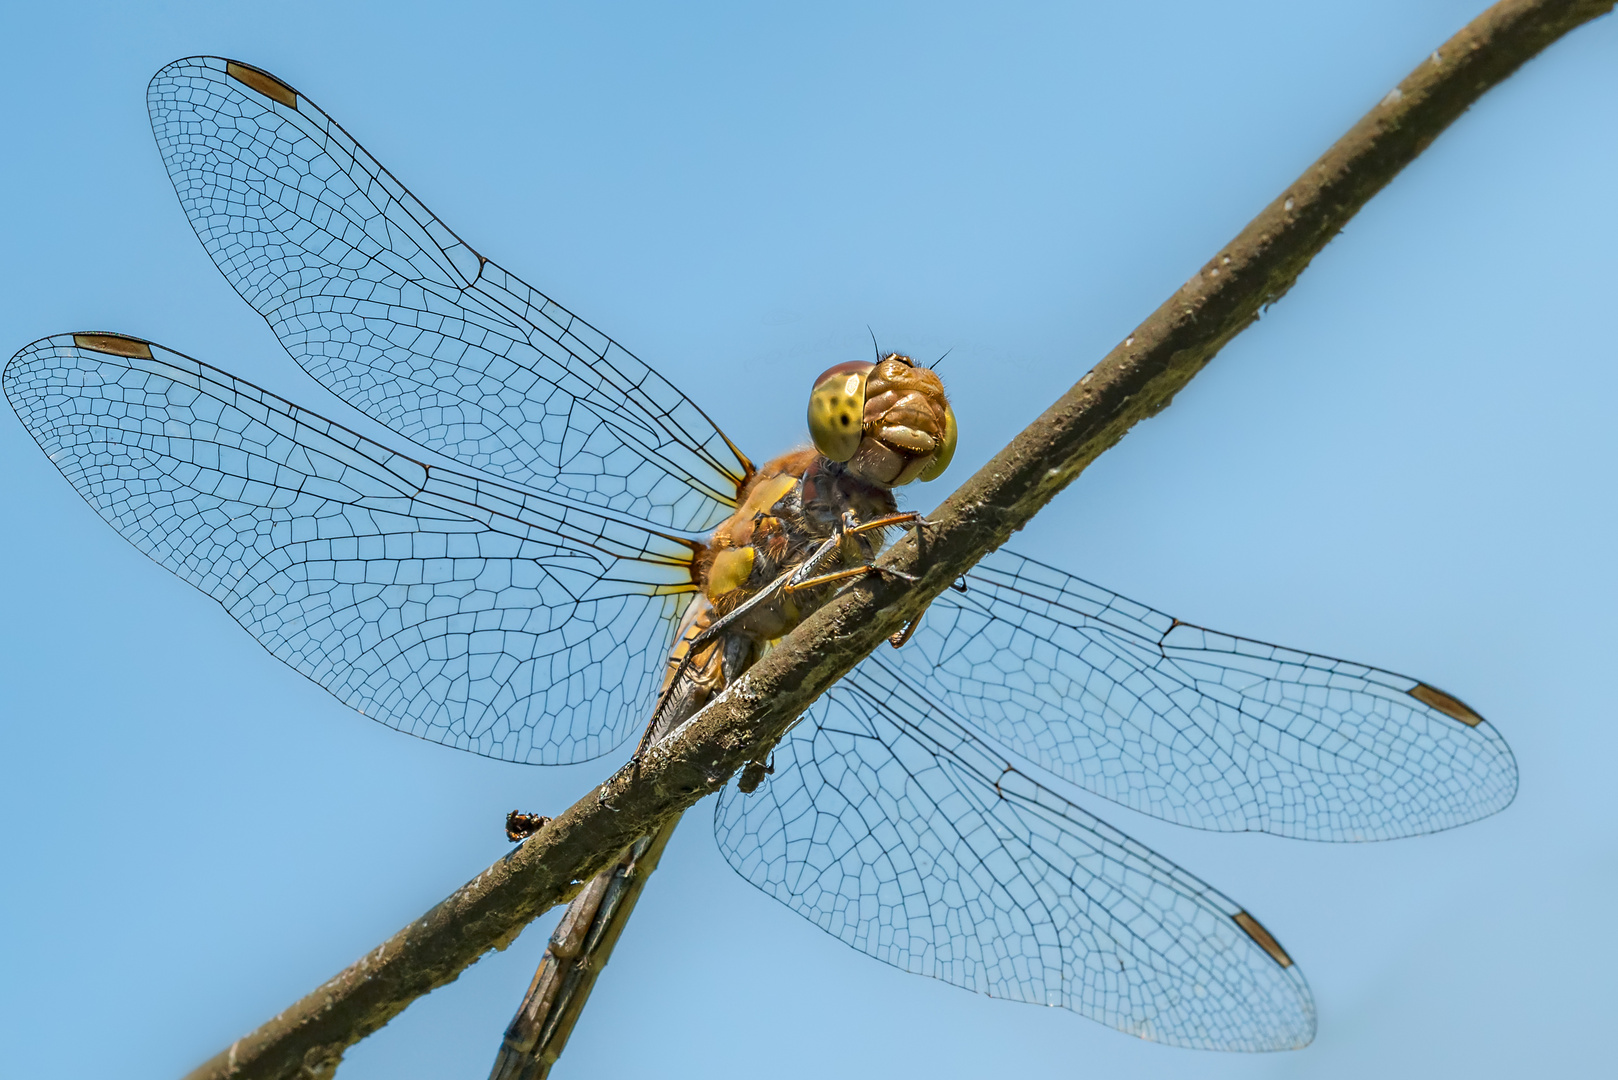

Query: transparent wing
left=889, top=548, right=1517, bottom=841
left=146, top=56, right=750, bottom=533
left=714, top=659, right=1315, bottom=1051
left=5, top=333, right=698, bottom=764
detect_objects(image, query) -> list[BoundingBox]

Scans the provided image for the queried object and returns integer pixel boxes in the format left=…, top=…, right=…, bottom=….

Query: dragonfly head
left=807, top=353, right=956, bottom=488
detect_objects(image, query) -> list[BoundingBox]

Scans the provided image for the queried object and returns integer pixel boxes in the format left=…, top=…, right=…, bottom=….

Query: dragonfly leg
left=786, top=522, right=929, bottom=593
left=682, top=529, right=848, bottom=653
left=712, top=508, right=923, bottom=637
left=784, top=562, right=919, bottom=594
left=841, top=509, right=931, bottom=538
left=620, top=531, right=848, bottom=782
left=774, top=510, right=928, bottom=596
left=626, top=626, right=748, bottom=779
left=635, top=508, right=928, bottom=767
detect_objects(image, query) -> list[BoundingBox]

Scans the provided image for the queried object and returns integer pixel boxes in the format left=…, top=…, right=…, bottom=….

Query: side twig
left=181, top=3, right=1614, bottom=1078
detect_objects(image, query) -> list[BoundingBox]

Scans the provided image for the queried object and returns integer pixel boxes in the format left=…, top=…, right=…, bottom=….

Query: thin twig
left=180, top=3, right=1614, bottom=1078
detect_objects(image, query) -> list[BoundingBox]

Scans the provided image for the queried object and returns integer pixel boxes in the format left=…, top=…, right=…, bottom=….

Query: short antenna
left=866, top=325, right=881, bottom=362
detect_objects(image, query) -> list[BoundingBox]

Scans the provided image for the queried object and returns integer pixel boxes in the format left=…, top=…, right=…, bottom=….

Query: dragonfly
left=4, top=57, right=1517, bottom=1056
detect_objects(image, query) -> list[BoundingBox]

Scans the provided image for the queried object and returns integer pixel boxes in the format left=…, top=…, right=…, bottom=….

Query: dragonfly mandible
left=3, top=57, right=1518, bottom=1054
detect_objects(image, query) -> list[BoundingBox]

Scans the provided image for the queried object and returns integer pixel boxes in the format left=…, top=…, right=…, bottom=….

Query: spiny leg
left=680, top=530, right=847, bottom=654
left=784, top=562, right=918, bottom=592
left=614, top=509, right=933, bottom=796
left=783, top=511, right=933, bottom=594
left=842, top=509, right=930, bottom=537
left=629, top=642, right=723, bottom=773
left=697, top=511, right=931, bottom=646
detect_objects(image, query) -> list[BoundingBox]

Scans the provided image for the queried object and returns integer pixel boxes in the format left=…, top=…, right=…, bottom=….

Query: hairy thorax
left=696, top=448, right=898, bottom=642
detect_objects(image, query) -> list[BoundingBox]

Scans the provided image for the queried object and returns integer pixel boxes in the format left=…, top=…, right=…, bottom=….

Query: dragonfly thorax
left=697, top=448, right=898, bottom=642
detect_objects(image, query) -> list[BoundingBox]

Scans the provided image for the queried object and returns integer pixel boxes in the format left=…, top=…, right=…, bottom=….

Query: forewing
left=146, top=56, right=749, bottom=532
left=714, top=660, right=1315, bottom=1051
left=890, top=548, right=1517, bottom=841
left=5, top=333, right=696, bottom=763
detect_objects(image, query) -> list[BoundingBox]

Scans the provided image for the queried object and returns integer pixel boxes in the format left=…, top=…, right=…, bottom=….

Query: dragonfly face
left=808, top=353, right=956, bottom=488
left=3, top=55, right=1518, bottom=1054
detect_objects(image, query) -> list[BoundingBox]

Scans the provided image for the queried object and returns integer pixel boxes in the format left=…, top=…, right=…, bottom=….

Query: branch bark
left=182, top=3, right=1613, bottom=1078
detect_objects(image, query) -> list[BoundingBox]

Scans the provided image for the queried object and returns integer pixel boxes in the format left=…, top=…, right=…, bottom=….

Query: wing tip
left=225, top=60, right=298, bottom=110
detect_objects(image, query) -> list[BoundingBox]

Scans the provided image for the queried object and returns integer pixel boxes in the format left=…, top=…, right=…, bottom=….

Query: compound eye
left=916, top=402, right=957, bottom=482
left=808, top=362, right=872, bottom=462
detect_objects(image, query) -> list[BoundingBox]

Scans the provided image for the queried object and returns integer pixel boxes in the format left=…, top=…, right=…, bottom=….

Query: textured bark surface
left=181, top=3, right=1614, bottom=1077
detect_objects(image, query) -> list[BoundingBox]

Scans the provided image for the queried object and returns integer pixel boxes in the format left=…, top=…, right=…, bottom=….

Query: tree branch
left=182, top=2, right=1613, bottom=1078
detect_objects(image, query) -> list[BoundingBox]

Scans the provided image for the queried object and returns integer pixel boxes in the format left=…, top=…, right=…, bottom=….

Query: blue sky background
left=2, top=2, right=1615, bottom=1077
